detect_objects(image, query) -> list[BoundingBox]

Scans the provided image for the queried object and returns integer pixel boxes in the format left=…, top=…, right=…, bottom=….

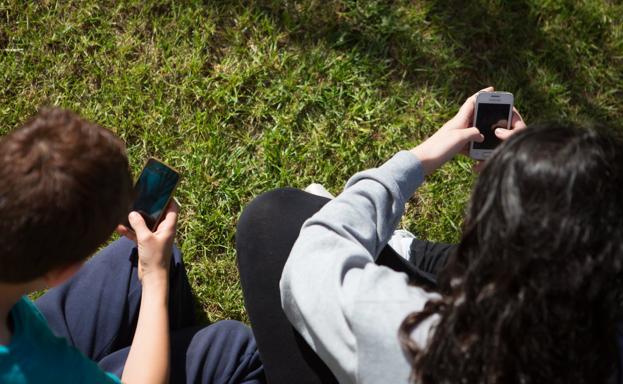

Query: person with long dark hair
left=236, top=87, right=623, bottom=383
left=399, top=121, right=623, bottom=383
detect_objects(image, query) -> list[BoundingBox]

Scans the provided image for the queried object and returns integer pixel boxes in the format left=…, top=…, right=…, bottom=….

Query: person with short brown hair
left=0, top=108, right=265, bottom=384
left=0, top=108, right=134, bottom=283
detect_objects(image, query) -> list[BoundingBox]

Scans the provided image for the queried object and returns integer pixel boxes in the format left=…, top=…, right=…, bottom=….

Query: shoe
left=305, top=182, right=414, bottom=260
left=388, top=229, right=416, bottom=260
left=304, top=183, right=335, bottom=199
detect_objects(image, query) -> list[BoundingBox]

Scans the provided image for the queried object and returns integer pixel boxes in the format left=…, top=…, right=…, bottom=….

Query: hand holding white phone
left=472, top=103, right=528, bottom=173
left=410, top=87, right=490, bottom=175
left=411, top=87, right=528, bottom=175
left=468, top=91, right=515, bottom=160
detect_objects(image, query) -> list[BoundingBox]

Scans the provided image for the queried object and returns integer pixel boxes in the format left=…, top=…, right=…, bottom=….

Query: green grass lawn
left=1, top=0, right=622, bottom=322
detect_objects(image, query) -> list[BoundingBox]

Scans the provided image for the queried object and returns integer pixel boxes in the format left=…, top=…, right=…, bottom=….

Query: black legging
left=236, top=188, right=455, bottom=383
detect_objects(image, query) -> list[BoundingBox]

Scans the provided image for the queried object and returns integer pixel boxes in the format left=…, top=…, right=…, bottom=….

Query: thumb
left=495, top=128, right=513, bottom=140
left=461, top=127, right=484, bottom=143
left=455, top=86, right=495, bottom=121
left=128, top=212, right=150, bottom=237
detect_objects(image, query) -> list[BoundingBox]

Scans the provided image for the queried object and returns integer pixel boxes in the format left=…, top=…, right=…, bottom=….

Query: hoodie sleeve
left=280, top=151, right=440, bottom=383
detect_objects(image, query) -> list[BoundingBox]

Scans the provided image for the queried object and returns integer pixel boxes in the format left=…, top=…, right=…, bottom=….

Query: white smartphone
left=469, top=91, right=514, bottom=160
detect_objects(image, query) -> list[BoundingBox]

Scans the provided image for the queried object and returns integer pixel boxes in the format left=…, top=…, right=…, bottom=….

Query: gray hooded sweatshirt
left=280, top=151, right=440, bottom=384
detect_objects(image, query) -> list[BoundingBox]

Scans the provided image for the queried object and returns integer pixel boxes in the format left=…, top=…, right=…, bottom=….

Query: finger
left=466, top=86, right=495, bottom=105
left=455, top=86, right=495, bottom=122
left=116, top=224, right=137, bottom=242
left=460, top=142, right=470, bottom=156
left=128, top=212, right=151, bottom=238
left=495, top=128, right=514, bottom=140
left=475, top=86, right=495, bottom=96
left=511, top=108, right=527, bottom=130
left=491, top=119, right=509, bottom=130
left=461, top=127, right=485, bottom=143
left=156, top=201, right=179, bottom=232
left=472, top=161, right=486, bottom=173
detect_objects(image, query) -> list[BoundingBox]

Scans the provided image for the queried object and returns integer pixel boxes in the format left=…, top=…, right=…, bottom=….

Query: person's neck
left=0, top=283, right=29, bottom=346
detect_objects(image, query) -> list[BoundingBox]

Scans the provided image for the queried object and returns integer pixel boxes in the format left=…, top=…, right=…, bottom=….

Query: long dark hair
left=400, top=123, right=623, bottom=383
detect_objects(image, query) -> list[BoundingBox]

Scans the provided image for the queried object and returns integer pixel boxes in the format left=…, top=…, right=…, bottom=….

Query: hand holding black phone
left=123, top=158, right=180, bottom=232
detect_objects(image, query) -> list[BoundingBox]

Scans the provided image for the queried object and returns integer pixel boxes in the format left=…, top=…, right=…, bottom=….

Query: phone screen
left=130, top=159, right=180, bottom=230
left=473, top=103, right=512, bottom=150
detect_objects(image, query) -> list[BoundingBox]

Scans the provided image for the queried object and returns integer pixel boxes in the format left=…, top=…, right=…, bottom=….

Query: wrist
left=141, top=269, right=169, bottom=291
left=410, top=145, right=435, bottom=175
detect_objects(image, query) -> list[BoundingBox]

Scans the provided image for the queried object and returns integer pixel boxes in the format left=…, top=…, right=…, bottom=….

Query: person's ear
left=42, top=261, right=84, bottom=288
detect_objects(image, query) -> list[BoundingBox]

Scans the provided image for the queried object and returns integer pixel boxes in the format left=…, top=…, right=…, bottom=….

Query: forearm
left=122, top=273, right=170, bottom=384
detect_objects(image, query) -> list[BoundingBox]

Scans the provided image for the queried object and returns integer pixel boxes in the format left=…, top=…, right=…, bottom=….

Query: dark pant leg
left=376, top=243, right=440, bottom=289
left=100, top=321, right=265, bottom=384
left=237, top=188, right=337, bottom=384
left=236, top=187, right=447, bottom=383
left=407, top=239, right=456, bottom=287
left=181, top=320, right=264, bottom=384
left=35, top=237, right=196, bottom=362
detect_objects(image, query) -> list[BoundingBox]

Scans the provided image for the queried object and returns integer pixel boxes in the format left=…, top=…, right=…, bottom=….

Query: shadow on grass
left=242, top=0, right=620, bottom=124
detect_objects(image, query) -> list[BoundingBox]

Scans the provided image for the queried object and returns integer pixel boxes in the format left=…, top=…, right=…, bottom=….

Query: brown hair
left=0, top=108, right=133, bottom=283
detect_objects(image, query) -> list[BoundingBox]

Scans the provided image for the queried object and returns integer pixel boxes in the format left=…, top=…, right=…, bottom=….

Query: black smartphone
left=124, top=158, right=180, bottom=231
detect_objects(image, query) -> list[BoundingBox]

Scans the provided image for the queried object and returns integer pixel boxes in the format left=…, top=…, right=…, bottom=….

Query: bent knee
left=199, top=320, right=256, bottom=348
left=239, top=188, right=302, bottom=226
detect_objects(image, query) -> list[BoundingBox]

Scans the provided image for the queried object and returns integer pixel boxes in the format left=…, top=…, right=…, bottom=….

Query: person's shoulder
left=8, top=297, right=121, bottom=383
left=13, top=296, right=46, bottom=322
left=11, top=296, right=54, bottom=339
